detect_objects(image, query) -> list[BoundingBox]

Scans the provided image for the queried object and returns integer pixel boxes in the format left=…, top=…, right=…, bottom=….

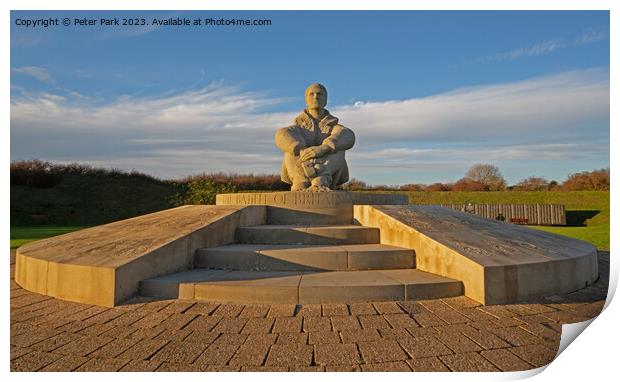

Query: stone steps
left=194, top=244, right=415, bottom=271
left=236, top=224, right=380, bottom=245
left=140, top=268, right=463, bottom=304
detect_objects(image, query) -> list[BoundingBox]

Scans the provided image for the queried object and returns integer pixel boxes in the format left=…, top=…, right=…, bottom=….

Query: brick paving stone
left=326, top=365, right=361, bottom=372
left=158, top=313, right=198, bottom=330
left=53, top=335, right=113, bottom=357
left=158, top=301, right=195, bottom=314
left=331, top=315, right=361, bottom=331
left=384, top=313, right=420, bottom=329
left=456, top=308, right=496, bottom=321
left=542, top=309, right=589, bottom=324
left=399, top=336, right=453, bottom=359
left=480, top=348, right=534, bottom=371
left=106, top=310, right=149, bottom=327
left=212, top=304, right=244, bottom=317
left=461, top=328, right=510, bottom=350
left=183, top=314, right=222, bottom=332
left=203, top=365, right=242, bottom=372
left=431, top=309, right=471, bottom=324
left=412, top=312, right=447, bottom=327
left=241, top=366, right=289, bottom=372
left=489, top=326, right=544, bottom=346
left=541, top=321, right=562, bottom=333
left=136, top=299, right=173, bottom=312
left=194, top=344, right=240, bottom=367
left=239, top=304, right=270, bottom=318
left=508, top=344, right=557, bottom=368
left=10, top=346, right=33, bottom=360
left=265, top=343, right=313, bottom=366
left=119, top=359, right=163, bottom=372
left=378, top=327, right=413, bottom=341
left=495, top=317, right=526, bottom=327
left=432, top=323, right=471, bottom=334
left=518, top=304, right=557, bottom=314
left=56, top=320, right=95, bottom=334
left=479, top=305, right=518, bottom=319
left=296, top=304, right=322, bottom=317
left=184, top=302, right=220, bottom=316
left=10, top=294, right=52, bottom=309
left=11, top=322, right=36, bottom=337
left=435, top=332, right=483, bottom=353
left=128, top=326, right=167, bottom=340
left=83, top=308, right=127, bottom=324
left=89, top=337, right=142, bottom=358
left=39, top=355, right=89, bottom=371
left=228, top=333, right=277, bottom=366
left=11, top=350, right=62, bottom=371
left=115, top=296, right=154, bottom=310
left=211, top=317, right=248, bottom=333
left=419, top=299, right=452, bottom=313
left=241, top=317, right=275, bottom=334
left=151, top=339, right=210, bottom=364
left=183, top=330, right=220, bottom=345
left=31, top=332, right=83, bottom=353
left=358, top=314, right=392, bottom=330
left=116, top=339, right=170, bottom=360
left=519, top=323, right=561, bottom=342
left=267, top=304, right=297, bottom=317
left=398, top=301, right=430, bottom=314
left=441, top=296, right=481, bottom=309
left=515, top=314, right=556, bottom=325
left=290, top=365, right=326, bottom=372
left=407, top=357, right=450, bottom=372
left=440, top=353, right=499, bottom=371
left=66, top=306, right=109, bottom=321
left=130, top=311, right=172, bottom=328
left=272, top=316, right=303, bottom=333
left=504, top=304, right=540, bottom=316
left=11, top=328, right=60, bottom=348
left=276, top=332, right=308, bottom=345
left=303, top=316, right=332, bottom=332
left=373, top=302, right=404, bottom=314
left=314, top=343, right=361, bottom=365
left=358, top=340, right=408, bottom=363
left=77, top=322, right=117, bottom=337
left=309, top=331, right=341, bottom=345
left=152, top=327, right=193, bottom=342
left=349, top=303, right=377, bottom=315
left=406, top=326, right=440, bottom=338
left=361, top=361, right=412, bottom=372
left=340, top=329, right=382, bottom=344
left=209, top=333, right=247, bottom=347
left=322, top=303, right=349, bottom=316
left=155, top=362, right=202, bottom=371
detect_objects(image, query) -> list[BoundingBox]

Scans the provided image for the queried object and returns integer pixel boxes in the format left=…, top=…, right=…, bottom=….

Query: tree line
left=10, top=160, right=609, bottom=192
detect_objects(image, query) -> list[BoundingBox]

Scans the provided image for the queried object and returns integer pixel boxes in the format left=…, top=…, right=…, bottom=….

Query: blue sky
left=10, top=10, right=610, bottom=185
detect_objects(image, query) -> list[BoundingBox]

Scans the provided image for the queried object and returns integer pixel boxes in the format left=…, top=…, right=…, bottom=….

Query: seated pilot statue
left=275, top=83, right=355, bottom=191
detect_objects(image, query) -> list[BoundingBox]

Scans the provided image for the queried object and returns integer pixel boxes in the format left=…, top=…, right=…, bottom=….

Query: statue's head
left=305, top=83, right=327, bottom=111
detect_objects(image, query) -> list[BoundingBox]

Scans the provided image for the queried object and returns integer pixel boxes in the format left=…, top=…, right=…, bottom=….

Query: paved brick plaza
left=10, top=251, right=609, bottom=372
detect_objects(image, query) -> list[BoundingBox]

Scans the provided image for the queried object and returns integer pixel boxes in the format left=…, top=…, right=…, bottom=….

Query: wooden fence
left=440, top=204, right=566, bottom=226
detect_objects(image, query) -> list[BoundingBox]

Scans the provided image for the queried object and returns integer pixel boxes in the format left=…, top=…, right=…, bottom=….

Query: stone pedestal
left=216, top=191, right=408, bottom=225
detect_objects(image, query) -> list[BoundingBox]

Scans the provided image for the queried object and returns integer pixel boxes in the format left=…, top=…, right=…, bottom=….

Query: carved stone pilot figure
left=275, top=83, right=355, bottom=191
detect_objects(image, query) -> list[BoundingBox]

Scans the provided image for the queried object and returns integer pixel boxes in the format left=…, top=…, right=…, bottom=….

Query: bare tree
left=512, top=177, right=549, bottom=191
left=464, top=163, right=506, bottom=191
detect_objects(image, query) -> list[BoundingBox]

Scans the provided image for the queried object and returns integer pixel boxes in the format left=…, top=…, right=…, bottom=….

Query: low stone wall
left=354, top=205, right=597, bottom=305
left=15, top=205, right=266, bottom=307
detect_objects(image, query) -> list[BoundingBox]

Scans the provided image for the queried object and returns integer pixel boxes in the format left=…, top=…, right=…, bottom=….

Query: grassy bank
left=10, top=226, right=89, bottom=249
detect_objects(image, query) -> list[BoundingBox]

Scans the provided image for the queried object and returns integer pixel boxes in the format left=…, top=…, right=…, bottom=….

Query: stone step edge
left=194, top=244, right=416, bottom=271
left=140, top=269, right=462, bottom=304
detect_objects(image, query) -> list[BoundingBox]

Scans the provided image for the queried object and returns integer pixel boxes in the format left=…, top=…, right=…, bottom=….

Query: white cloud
left=12, top=66, right=54, bottom=83
left=10, top=68, right=609, bottom=183
left=474, top=28, right=608, bottom=64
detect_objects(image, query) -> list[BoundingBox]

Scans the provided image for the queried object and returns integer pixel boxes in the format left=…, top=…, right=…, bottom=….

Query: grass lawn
left=529, top=224, right=610, bottom=251
left=10, top=226, right=89, bottom=249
